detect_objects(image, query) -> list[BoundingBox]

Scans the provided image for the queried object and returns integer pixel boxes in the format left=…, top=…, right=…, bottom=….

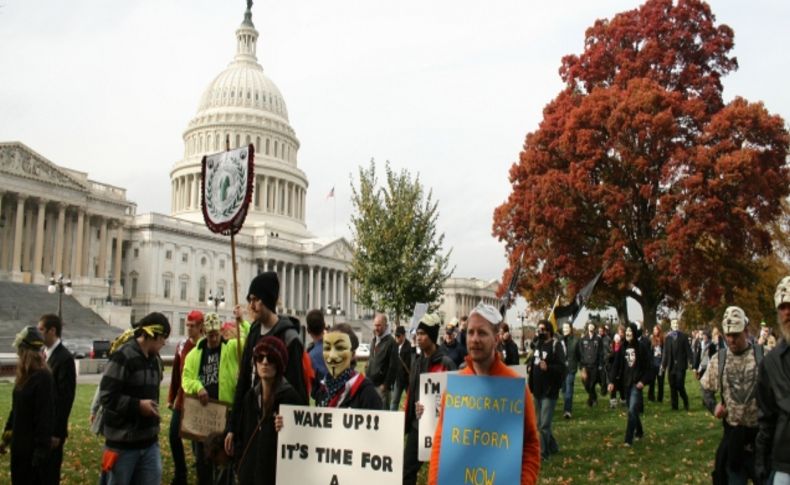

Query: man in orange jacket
left=428, top=303, right=541, bottom=485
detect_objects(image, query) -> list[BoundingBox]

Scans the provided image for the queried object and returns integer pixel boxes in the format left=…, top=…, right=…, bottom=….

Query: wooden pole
left=225, top=135, right=242, bottom=364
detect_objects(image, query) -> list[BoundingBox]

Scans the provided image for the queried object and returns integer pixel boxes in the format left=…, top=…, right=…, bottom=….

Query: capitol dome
left=170, top=5, right=309, bottom=238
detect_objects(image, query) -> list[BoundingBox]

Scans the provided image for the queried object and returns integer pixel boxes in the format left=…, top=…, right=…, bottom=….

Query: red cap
left=187, top=310, right=204, bottom=323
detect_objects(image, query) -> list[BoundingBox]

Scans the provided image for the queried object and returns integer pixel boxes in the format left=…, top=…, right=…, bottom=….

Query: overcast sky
left=1, top=1, right=789, bottom=320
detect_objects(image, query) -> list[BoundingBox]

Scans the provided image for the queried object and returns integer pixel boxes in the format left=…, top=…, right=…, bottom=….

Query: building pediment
left=314, top=238, right=353, bottom=262
left=0, top=142, right=88, bottom=191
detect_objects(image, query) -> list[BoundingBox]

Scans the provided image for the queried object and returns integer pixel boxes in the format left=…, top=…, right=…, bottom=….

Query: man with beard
left=663, top=318, right=693, bottom=411
left=528, top=320, right=566, bottom=460
left=755, top=277, right=790, bottom=484
left=403, top=313, right=456, bottom=485
left=561, top=322, right=579, bottom=419
left=701, top=306, right=763, bottom=484
left=428, top=303, right=540, bottom=484
left=575, top=321, right=603, bottom=407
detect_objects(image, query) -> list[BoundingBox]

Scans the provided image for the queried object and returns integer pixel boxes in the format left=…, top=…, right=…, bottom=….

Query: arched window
left=265, top=138, right=270, bottom=155
left=198, top=276, right=207, bottom=303
left=274, top=140, right=278, bottom=158
left=256, top=136, right=261, bottom=153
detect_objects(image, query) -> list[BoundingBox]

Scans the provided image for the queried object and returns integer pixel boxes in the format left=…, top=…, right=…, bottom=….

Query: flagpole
left=224, top=134, right=242, bottom=365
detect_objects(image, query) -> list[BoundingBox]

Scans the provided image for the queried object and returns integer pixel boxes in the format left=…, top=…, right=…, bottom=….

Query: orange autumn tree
left=493, top=0, right=790, bottom=330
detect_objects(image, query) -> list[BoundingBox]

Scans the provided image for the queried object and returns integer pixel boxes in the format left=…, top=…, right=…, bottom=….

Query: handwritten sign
left=437, top=375, right=525, bottom=485
left=418, top=365, right=525, bottom=461
left=180, top=395, right=229, bottom=441
left=277, top=405, right=404, bottom=485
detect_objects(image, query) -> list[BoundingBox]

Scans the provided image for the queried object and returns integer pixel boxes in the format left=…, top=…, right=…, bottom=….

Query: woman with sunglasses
left=234, top=336, right=302, bottom=485
left=314, top=323, right=383, bottom=410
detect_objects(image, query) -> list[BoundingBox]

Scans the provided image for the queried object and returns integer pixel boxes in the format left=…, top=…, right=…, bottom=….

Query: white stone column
left=81, top=214, right=92, bottom=277
left=113, top=223, right=123, bottom=294
left=32, top=199, right=45, bottom=276
left=280, top=261, right=288, bottom=311
left=323, top=267, right=330, bottom=309
left=54, top=203, right=66, bottom=274
left=333, top=270, right=339, bottom=307
left=289, top=263, right=295, bottom=313
left=339, top=272, right=346, bottom=315
left=262, top=176, right=269, bottom=212
left=74, top=209, right=85, bottom=277
left=296, top=266, right=303, bottom=313
left=194, top=174, right=200, bottom=209
left=308, top=265, right=314, bottom=310
left=11, top=196, right=26, bottom=273
left=98, top=218, right=108, bottom=278
left=274, top=179, right=280, bottom=214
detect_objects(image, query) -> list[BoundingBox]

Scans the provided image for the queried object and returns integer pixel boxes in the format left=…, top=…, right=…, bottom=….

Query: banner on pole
left=201, top=145, right=255, bottom=236
left=436, top=375, right=525, bottom=485
left=277, top=405, right=404, bottom=485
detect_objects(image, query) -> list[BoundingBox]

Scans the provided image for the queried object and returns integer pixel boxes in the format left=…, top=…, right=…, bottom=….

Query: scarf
left=317, top=368, right=356, bottom=407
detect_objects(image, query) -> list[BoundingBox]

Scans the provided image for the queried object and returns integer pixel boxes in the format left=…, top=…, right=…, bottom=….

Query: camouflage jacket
left=700, top=344, right=760, bottom=428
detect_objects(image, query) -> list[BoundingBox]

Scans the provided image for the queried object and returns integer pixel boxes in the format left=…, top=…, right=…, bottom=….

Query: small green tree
left=350, top=160, right=453, bottom=324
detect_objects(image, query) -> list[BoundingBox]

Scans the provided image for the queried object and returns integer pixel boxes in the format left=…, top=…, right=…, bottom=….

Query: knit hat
left=248, top=272, right=279, bottom=313
left=204, top=312, right=221, bottom=333
left=13, top=326, right=45, bottom=351
left=187, top=310, right=205, bottom=323
left=775, top=276, right=790, bottom=309
left=417, top=313, right=441, bottom=344
left=722, top=306, right=748, bottom=334
left=134, top=312, right=171, bottom=338
left=394, top=325, right=406, bottom=337
left=253, top=336, right=289, bottom=376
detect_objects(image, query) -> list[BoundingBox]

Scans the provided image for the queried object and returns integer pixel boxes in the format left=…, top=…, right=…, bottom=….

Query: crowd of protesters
left=1, top=271, right=789, bottom=485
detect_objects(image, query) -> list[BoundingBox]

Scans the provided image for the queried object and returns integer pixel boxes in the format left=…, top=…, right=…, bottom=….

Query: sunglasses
left=254, top=354, right=270, bottom=363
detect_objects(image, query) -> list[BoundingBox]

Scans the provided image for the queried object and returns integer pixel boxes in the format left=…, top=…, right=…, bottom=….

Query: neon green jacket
left=182, top=337, right=242, bottom=404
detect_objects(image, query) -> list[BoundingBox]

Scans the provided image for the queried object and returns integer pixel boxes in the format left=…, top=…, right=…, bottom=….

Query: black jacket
left=336, top=375, right=384, bottom=410
left=755, top=339, right=790, bottom=478
left=230, top=316, right=308, bottom=436
left=528, top=338, right=566, bottom=400
left=576, top=334, right=602, bottom=369
left=48, top=342, right=76, bottom=441
left=365, top=333, right=398, bottom=388
left=4, top=369, right=53, bottom=484
left=236, top=380, right=303, bottom=485
left=502, top=338, right=521, bottom=366
left=440, top=338, right=468, bottom=368
left=563, top=334, right=580, bottom=373
left=662, top=331, right=693, bottom=374
left=395, top=340, right=413, bottom=388
left=611, top=337, right=655, bottom=390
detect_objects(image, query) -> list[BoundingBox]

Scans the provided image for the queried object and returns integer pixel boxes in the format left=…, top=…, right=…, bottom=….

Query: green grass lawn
left=0, top=374, right=720, bottom=484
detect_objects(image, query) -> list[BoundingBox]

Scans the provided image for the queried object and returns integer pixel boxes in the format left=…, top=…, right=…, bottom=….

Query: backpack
left=281, top=317, right=315, bottom=401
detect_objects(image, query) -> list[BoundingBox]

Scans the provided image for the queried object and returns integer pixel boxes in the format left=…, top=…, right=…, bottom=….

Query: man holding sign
left=428, top=303, right=541, bottom=485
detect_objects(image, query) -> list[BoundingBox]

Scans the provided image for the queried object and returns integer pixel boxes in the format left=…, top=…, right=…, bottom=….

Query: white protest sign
left=277, top=405, right=404, bottom=485
left=410, top=303, right=429, bottom=329
left=418, top=365, right=527, bottom=461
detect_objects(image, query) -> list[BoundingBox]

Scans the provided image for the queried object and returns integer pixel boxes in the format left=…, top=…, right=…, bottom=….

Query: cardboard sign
left=180, top=395, right=229, bottom=441
left=436, top=375, right=525, bottom=485
left=418, top=365, right=526, bottom=461
left=410, top=303, right=429, bottom=329
left=277, top=405, right=404, bottom=485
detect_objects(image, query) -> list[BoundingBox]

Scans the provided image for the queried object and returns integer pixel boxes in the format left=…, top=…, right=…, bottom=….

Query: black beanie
left=248, top=272, right=279, bottom=313
left=417, top=313, right=441, bottom=344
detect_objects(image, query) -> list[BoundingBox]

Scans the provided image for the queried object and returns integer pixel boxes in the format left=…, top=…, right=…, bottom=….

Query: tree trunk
left=641, top=297, right=659, bottom=335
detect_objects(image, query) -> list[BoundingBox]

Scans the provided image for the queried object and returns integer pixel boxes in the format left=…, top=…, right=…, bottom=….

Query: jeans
left=624, top=386, right=644, bottom=445
left=726, top=450, right=755, bottom=485
left=669, top=371, right=689, bottom=410
left=104, top=442, right=162, bottom=485
left=534, top=397, right=559, bottom=459
left=390, top=380, right=405, bottom=411
left=582, top=367, right=599, bottom=405
left=376, top=384, right=391, bottom=411
left=403, top=427, right=422, bottom=485
left=169, top=408, right=187, bottom=484
left=562, top=372, right=576, bottom=414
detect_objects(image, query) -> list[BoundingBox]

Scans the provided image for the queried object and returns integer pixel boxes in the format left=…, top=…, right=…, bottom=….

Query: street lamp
left=208, top=289, right=226, bottom=313
left=326, top=302, right=342, bottom=325
left=106, top=273, right=113, bottom=303
left=48, top=272, right=73, bottom=319
left=517, top=311, right=527, bottom=351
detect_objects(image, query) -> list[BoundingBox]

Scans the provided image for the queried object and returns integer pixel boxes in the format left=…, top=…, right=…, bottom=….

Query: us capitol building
left=0, top=5, right=497, bottom=338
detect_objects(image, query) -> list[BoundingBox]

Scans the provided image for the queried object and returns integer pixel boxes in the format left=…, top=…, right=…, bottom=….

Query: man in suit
left=365, top=313, right=398, bottom=405
left=661, top=318, right=693, bottom=410
left=37, top=313, right=76, bottom=484
left=390, top=325, right=412, bottom=410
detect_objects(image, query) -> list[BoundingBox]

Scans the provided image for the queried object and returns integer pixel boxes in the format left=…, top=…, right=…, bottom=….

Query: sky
left=1, top=0, right=789, bottom=322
